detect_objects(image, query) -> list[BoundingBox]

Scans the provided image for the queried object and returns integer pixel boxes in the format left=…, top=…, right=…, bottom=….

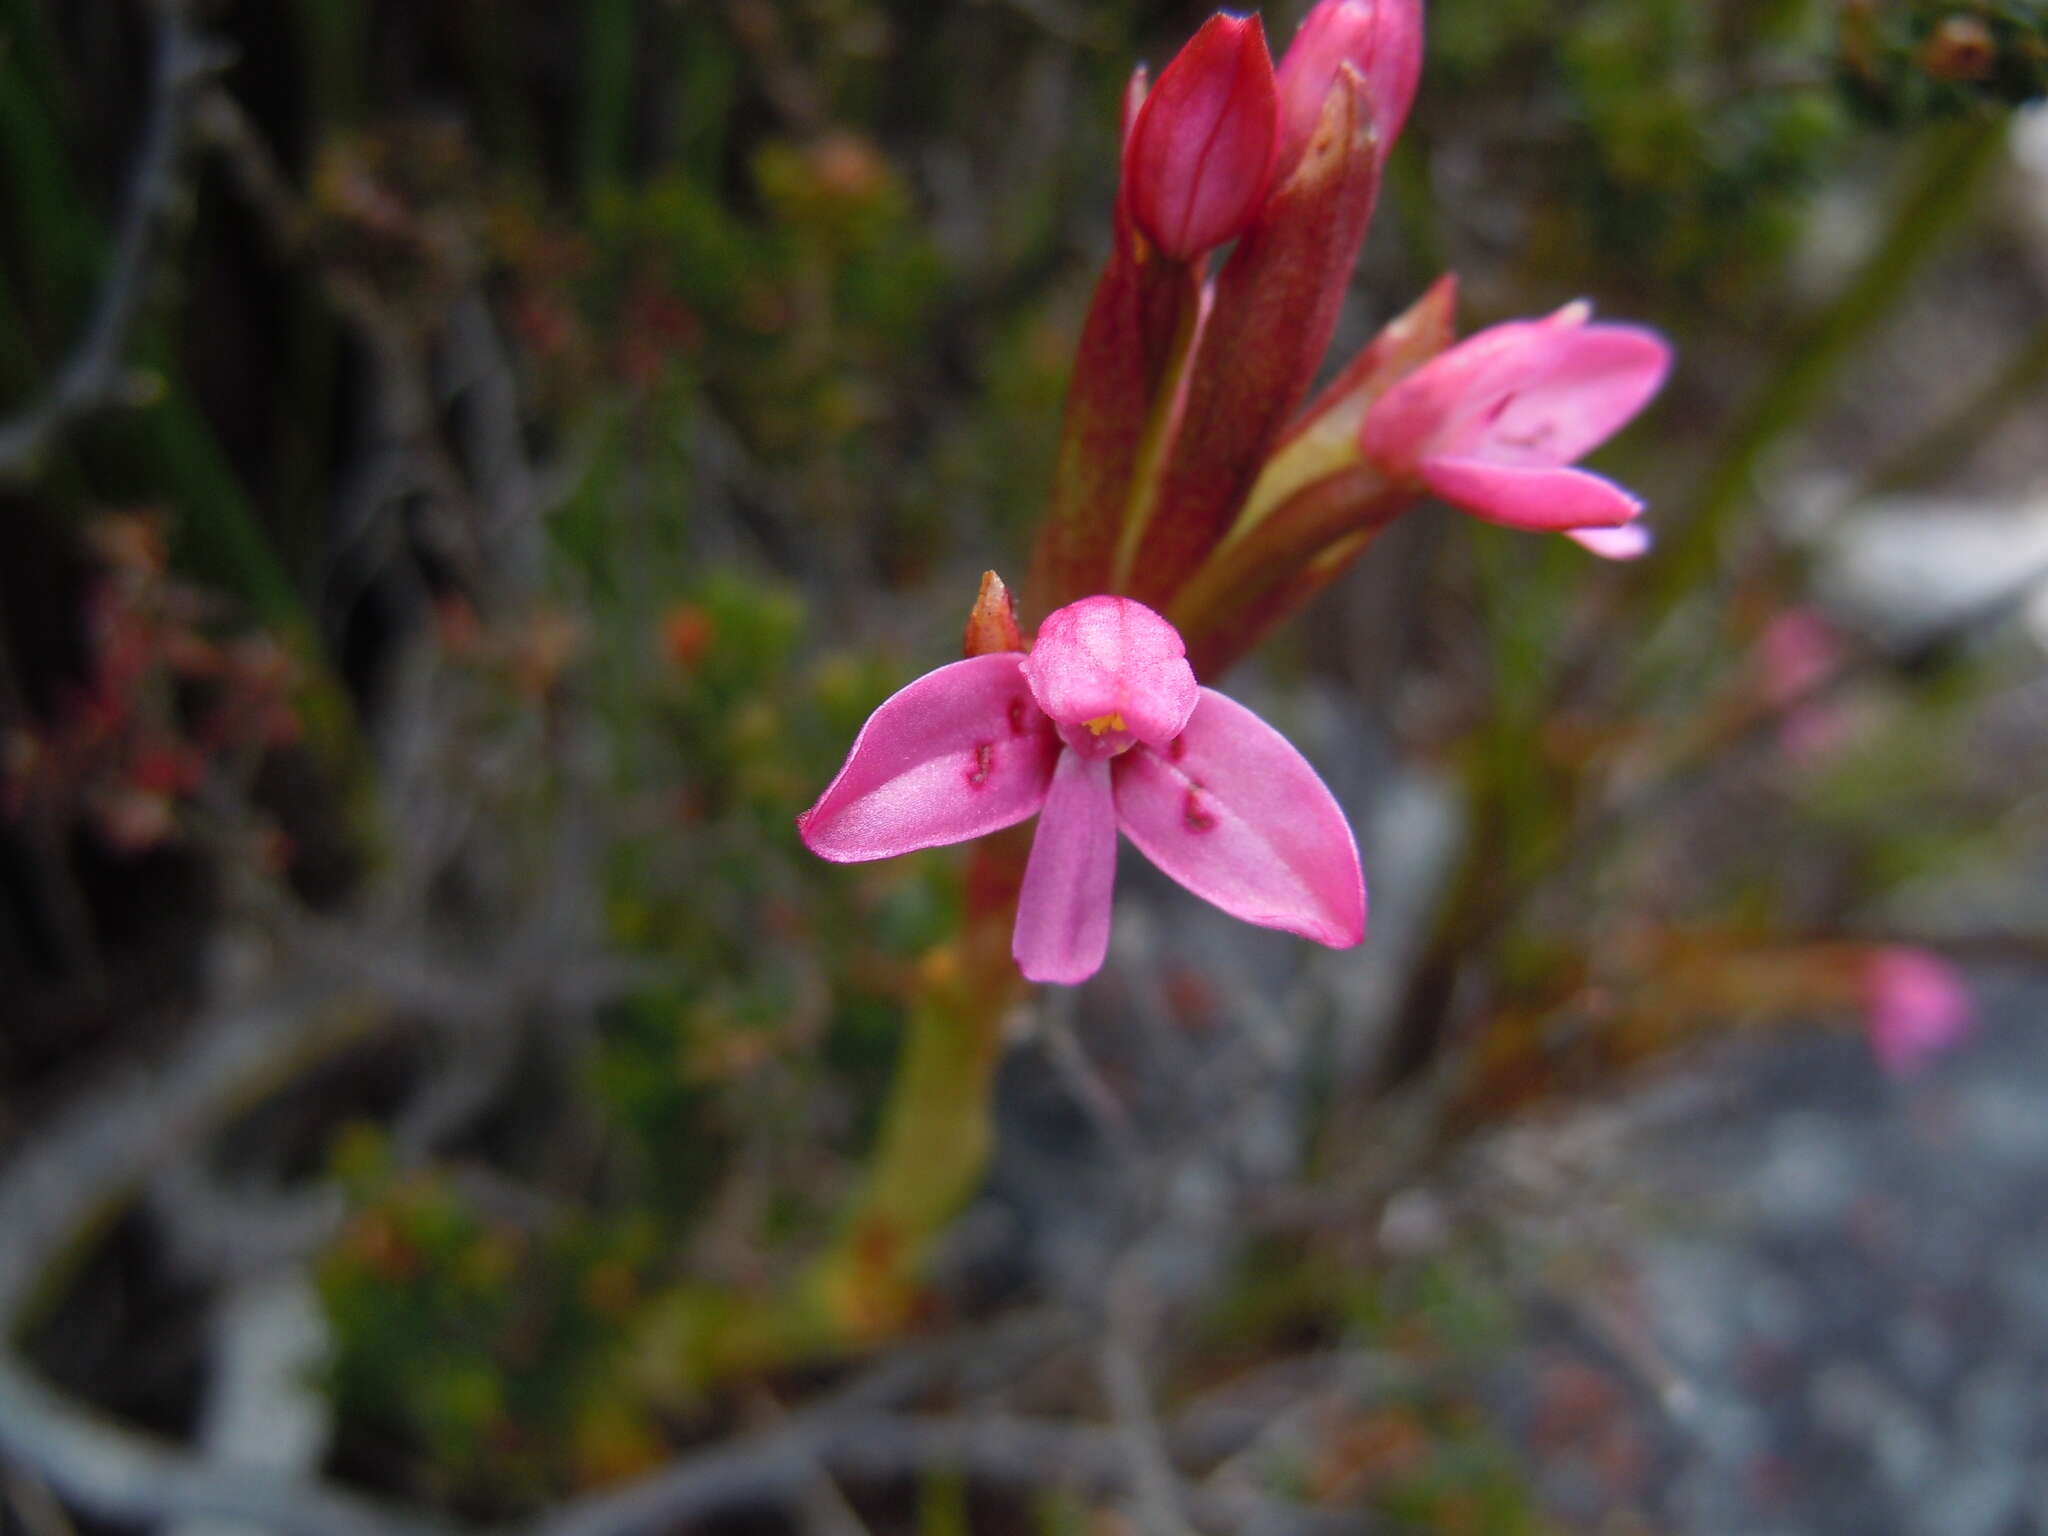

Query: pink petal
left=1470, top=324, right=1670, bottom=468
left=1419, top=457, right=1642, bottom=532
left=1112, top=688, right=1364, bottom=948
left=1359, top=309, right=1670, bottom=475
left=1012, top=751, right=1119, bottom=985
left=1021, top=596, right=1199, bottom=751
left=1275, top=0, right=1424, bottom=178
left=1360, top=314, right=1567, bottom=477
left=798, top=654, right=1059, bottom=862
left=1567, top=522, right=1653, bottom=560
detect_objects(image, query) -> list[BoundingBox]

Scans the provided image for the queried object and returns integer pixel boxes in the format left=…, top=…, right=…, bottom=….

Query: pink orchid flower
left=1862, top=946, right=1973, bottom=1078
left=1358, top=301, right=1671, bottom=558
left=798, top=596, right=1365, bottom=985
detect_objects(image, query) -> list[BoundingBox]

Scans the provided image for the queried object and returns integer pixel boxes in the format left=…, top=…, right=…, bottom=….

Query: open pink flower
left=1862, top=947, right=1973, bottom=1078
left=799, top=596, right=1365, bottom=984
left=1358, top=301, right=1671, bottom=558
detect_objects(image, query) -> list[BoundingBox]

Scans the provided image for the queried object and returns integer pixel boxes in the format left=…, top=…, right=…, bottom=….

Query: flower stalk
left=778, top=0, right=1677, bottom=1380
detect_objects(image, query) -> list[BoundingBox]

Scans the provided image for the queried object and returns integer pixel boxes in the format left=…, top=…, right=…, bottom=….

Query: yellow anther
left=1083, top=712, right=1127, bottom=736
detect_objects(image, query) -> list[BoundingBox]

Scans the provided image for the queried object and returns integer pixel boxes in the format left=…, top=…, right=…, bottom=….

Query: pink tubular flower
left=799, top=596, right=1365, bottom=985
left=1274, top=0, right=1424, bottom=178
left=1124, top=12, right=1279, bottom=260
left=1862, top=947, right=1973, bottom=1078
left=1358, top=302, right=1671, bottom=558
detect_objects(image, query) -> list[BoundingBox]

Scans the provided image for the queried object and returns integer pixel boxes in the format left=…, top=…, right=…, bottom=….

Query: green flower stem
left=811, top=821, right=1029, bottom=1333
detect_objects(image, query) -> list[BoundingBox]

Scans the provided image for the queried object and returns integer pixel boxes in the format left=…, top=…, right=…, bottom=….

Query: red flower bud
left=1123, top=13, right=1278, bottom=260
left=1274, top=0, right=1423, bottom=178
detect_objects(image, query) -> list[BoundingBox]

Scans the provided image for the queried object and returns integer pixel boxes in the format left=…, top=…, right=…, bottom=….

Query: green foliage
left=571, top=133, right=942, bottom=466
left=320, top=555, right=971, bottom=1454
left=1840, top=0, right=2048, bottom=122
left=1565, top=4, right=1848, bottom=300
left=1204, top=1237, right=1549, bottom=1526
left=589, top=565, right=962, bottom=1157
left=1425, top=0, right=1853, bottom=305
left=1790, top=659, right=2001, bottom=889
left=1371, top=1428, right=1565, bottom=1535
left=318, top=1129, right=666, bottom=1505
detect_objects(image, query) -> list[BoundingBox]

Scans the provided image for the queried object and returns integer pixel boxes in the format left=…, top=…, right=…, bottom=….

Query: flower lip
left=1020, top=596, right=1199, bottom=759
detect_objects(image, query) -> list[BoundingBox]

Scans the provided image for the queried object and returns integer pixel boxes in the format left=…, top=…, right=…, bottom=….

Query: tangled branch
left=0, top=1, right=229, bottom=481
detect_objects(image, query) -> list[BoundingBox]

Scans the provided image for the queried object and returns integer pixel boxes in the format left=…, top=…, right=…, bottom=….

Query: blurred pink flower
left=1357, top=301, right=1671, bottom=557
left=799, top=596, right=1365, bottom=984
left=1862, top=947, right=1973, bottom=1077
left=1123, top=13, right=1278, bottom=260
left=1758, top=607, right=1853, bottom=763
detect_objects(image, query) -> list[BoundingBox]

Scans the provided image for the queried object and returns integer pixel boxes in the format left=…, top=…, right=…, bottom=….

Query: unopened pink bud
left=1274, top=0, right=1424, bottom=177
left=1124, top=12, right=1278, bottom=260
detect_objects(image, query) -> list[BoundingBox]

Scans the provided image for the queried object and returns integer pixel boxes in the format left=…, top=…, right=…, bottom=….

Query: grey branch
left=0, top=982, right=451, bottom=1536
left=528, top=1410, right=1366, bottom=1536
left=0, top=1, right=230, bottom=481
